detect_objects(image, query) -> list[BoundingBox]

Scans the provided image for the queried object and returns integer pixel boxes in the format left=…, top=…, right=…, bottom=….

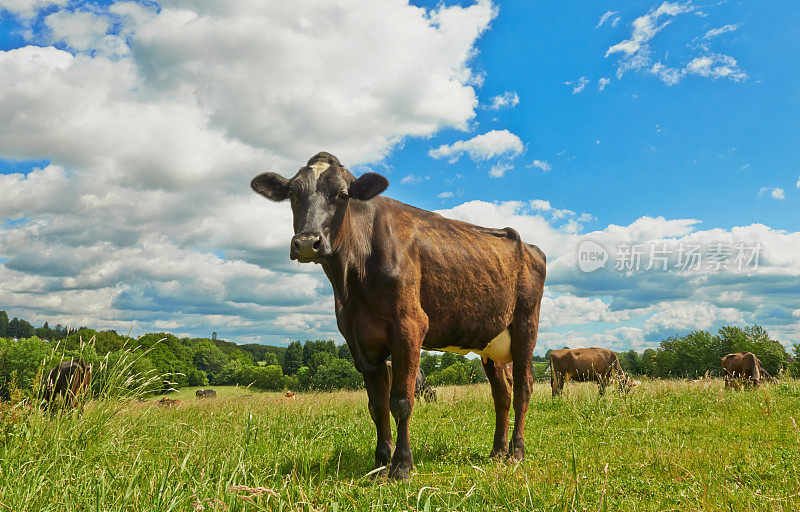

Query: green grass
left=2, top=379, right=799, bottom=511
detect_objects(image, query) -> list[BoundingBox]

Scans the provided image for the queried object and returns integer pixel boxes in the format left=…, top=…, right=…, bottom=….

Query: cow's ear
left=251, top=172, right=291, bottom=202
left=349, top=172, right=388, bottom=201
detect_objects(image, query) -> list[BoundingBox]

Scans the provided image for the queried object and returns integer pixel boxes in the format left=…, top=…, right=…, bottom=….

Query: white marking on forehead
left=309, top=161, right=330, bottom=179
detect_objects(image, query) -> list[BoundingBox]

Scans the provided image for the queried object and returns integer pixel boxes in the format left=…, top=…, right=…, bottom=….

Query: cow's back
left=369, top=199, right=545, bottom=351
left=551, top=348, right=617, bottom=381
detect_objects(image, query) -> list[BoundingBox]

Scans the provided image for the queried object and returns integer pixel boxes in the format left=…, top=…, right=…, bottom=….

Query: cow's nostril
left=312, top=238, right=321, bottom=251
left=292, top=239, right=301, bottom=249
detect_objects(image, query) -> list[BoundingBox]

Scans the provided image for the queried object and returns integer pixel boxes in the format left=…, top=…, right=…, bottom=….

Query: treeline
left=609, top=325, right=796, bottom=378
left=0, top=311, right=82, bottom=342
left=0, top=310, right=488, bottom=399
left=1, top=309, right=797, bottom=401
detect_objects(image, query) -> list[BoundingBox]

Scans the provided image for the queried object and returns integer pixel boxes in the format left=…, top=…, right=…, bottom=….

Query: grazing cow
left=549, top=348, right=631, bottom=397
left=157, top=397, right=182, bottom=407
left=722, top=352, right=771, bottom=389
left=277, top=391, right=296, bottom=403
left=196, top=389, right=217, bottom=398
left=385, top=361, right=437, bottom=403
left=252, top=152, right=546, bottom=479
left=44, top=359, right=92, bottom=407
left=415, top=368, right=437, bottom=403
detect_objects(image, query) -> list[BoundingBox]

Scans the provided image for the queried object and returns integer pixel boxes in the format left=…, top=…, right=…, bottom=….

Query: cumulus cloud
left=435, top=200, right=800, bottom=348
left=0, top=0, right=66, bottom=18
left=428, top=129, right=524, bottom=163
left=759, top=187, right=785, bottom=200
left=45, top=9, right=111, bottom=51
left=0, top=0, right=499, bottom=344
left=485, top=90, right=519, bottom=110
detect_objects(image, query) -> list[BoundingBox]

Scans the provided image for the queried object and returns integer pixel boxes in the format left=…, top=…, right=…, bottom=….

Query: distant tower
left=212, top=332, right=217, bottom=341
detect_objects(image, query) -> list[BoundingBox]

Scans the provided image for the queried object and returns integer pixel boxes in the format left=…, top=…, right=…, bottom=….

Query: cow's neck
left=322, top=198, right=377, bottom=301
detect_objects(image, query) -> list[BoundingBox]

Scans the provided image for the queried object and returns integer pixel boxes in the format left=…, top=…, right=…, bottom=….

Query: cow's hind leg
left=509, top=305, right=540, bottom=461
left=482, top=358, right=512, bottom=458
left=388, top=314, right=427, bottom=480
left=364, top=363, right=394, bottom=477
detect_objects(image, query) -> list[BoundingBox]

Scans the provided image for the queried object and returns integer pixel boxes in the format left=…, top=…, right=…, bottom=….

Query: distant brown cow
left=721, top=352, right=771, bottom=389
left=157, top=397, right=182, bottom=407
left=550, top=348, right=631, bottom=397
left=196, top=389, right=217, bottom=398
left=277, top=391, right=296, bottom=403
left=44, top=359, right=92, bottom=407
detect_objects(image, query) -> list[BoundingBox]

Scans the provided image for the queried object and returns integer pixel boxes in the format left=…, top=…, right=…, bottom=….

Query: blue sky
left=1, top=0, right=798, bottom=351
left=392, top=0, right=800, bottom=231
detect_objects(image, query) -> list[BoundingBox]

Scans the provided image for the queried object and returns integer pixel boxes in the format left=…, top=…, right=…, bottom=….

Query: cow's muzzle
left=290, top=232, right=326, bottom=262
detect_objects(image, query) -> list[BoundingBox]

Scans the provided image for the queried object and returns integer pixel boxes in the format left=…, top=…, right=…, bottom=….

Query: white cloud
left=596, top=11, right=619, bottom=29
left=598, top=77, right=611, bottom=91
left=437, top=191, right=454, bottom=198
left=529, top=159, right=551, bottom=172
left=603, top=2, right=746, bottom=86
left=429, top=129, right=524, bottom=163
left=704, top=24, right=739, bottom=39
left=565, top=76, right=589, bottom=94
left=485, top=90, right=519, bottom=110
left=401, top=174, right=425, bottom=184
left=759, top=187, right=785, bottom=201
left=606, top=1, right=694, bottom=59
left=797, top=175, right=800, bottom=189
left=45, top=9, right=111, bottom=51
left=0, top=0, right=500, bottom=344
left=0, top=0, right=66, bottom=18
left=489, top=161, right=513, bottom=178
left=684, top=54, right=747, bottom=82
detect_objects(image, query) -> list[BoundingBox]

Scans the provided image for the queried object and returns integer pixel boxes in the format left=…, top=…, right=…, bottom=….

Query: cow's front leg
left=363, top=363, right=393, bottom=477
left=482, top=358, right=512, bottom=458
left=388, top=316, right=426, bottom=480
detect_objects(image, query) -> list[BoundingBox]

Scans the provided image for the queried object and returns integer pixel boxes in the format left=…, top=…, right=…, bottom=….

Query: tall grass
left=1, top=377, right=799, bottom=511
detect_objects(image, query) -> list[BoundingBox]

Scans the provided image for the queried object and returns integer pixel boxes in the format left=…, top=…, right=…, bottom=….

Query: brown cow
left=549, top=348, right=631, bottom=397
left=252, top=152, right=546, bottom=479
left=44, top=359, right=91, bottom=408
left=721, top=352, right=771, bottom=389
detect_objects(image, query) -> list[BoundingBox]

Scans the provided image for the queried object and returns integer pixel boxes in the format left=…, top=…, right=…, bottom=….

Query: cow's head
left=251, top=152, right=388, bottom=263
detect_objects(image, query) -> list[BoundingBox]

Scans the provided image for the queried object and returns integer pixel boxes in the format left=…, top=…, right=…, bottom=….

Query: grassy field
left=1, top=379, right=799, bottom=511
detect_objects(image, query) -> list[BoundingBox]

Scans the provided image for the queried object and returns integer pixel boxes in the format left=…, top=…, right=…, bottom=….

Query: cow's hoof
left=388, top=463, right=412, bottom=481
left=369, top=465, right=390, bottom=479
left=508, top=439, right=525, bottom=461
left=490, top=447, right=509, bottom=459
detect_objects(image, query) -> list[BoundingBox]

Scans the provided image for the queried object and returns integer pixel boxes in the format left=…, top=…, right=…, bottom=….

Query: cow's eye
left=336, top=191, right=349, bottom=202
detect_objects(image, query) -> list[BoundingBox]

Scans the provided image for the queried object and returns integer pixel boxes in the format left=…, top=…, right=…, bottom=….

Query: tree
left=419, top=351, right=438, bottom=376
left=440, top=351, right=461, bottom=370
left=283, top=341, right=304, bottom=375
left=0, top=311, right=8, bottom=338
left=337, top=343, right=354, bottom=362
left=312, top=359, right=363, bottom=390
